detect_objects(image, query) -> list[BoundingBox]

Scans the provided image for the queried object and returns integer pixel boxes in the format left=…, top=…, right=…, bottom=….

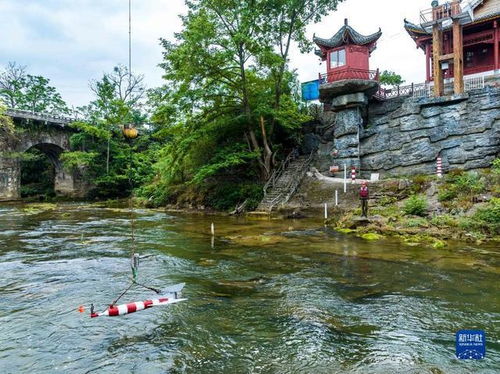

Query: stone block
left=331, top=93, right=368, bottom=110
left=421, top=106, right=442, bottom=118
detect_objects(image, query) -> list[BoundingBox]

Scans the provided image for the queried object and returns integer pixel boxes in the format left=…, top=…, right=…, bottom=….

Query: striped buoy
left=351, top=167, right=356, bottom=183
left=437, top=157, right=443, bottom=178
left=91, top=297, right=186, bottom=318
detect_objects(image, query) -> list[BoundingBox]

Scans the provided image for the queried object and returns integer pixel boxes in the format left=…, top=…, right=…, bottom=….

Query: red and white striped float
left=91, top=296, right=186, bottom=318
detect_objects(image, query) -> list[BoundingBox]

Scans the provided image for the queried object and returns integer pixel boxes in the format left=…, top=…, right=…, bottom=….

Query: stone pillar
left=319, top=80, right=378, bottom=178
left=0, top=157, right=21, bottom=200
left=54, top=164, right=76, bottom=196
left=331, top=93, right=368, bottom=171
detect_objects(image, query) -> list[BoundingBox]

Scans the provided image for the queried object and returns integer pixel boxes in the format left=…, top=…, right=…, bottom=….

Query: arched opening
left=21, top=143, right=64, bottom=199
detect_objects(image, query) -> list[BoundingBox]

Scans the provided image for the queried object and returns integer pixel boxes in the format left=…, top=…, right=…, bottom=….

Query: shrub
left=438, top=188, right=458, bottom=202
left=474, top=198, right=500, bottom=224
left=205, top=181, right=263, bottom=211
left=438, top=170, right=486, bottom=207
left=409, top=174, right=432, bottom=194
left=447, top=171, right=485, bottom=194
left=403, top=195, right=428, bottom=216
left=379, top=196, right=398, bottom=206
left=492, top=159, right=500, bottom=174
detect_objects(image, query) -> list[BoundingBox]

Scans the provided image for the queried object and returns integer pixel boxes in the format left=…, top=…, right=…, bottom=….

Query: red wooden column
left=494, top=21, right=499, bottom=71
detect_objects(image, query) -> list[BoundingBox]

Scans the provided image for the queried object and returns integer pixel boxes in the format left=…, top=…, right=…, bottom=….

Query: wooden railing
left=319, top=68, right=380, bottom=84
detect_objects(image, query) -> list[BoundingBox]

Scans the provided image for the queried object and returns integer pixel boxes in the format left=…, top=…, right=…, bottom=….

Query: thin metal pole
left=129, top=0, right=132, bottom=80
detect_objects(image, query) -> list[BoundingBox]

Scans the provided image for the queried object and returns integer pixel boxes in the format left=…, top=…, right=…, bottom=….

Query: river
left=0, top=202, right=498, bottom=373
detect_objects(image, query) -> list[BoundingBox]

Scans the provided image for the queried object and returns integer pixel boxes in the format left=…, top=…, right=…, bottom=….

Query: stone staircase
left=256, top=152, right=314, bottom=212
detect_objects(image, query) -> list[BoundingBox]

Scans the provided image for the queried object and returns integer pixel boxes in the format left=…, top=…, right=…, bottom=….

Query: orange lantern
left=123, top=124, right=138, bottom=139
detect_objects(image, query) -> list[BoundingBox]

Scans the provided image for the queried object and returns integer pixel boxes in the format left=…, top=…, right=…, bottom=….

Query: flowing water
left=0, top=203, right=499, bottom=373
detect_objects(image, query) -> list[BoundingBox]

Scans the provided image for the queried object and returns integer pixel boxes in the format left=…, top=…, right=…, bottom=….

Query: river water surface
left=0, top=203, right=499, bottom=373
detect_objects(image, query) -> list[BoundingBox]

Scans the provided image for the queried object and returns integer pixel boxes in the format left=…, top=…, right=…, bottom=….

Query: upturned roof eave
left=313, top=24, right=382, bottom=50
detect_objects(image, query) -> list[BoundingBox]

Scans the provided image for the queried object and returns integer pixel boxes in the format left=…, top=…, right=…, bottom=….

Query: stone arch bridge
left=0, top=109, right=88, bottom=200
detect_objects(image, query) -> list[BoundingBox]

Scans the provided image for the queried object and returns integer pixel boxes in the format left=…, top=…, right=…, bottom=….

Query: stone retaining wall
left=360, top=88, right=499, bottom=176
left=311, top=87, right=500, bottom=177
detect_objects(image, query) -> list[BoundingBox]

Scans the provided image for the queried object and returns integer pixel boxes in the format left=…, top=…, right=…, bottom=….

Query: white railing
left=464, top=75, right=485, bottom=91
left=377, top=75, right=486, bottom=100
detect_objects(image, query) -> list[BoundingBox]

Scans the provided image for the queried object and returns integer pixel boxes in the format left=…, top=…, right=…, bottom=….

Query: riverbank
left=5, top=164, right=499, bottom=248
left=275, top=166, right=500, bottom=247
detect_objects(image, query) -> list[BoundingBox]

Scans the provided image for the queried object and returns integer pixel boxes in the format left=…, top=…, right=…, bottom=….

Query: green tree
left=0, top=62, right=69, bottom=114
left=379, top=70, right=405, bottom=86
left=63, top=66, right=152, bottom=198
left=153, top=0, right=314, bottom=184
left=0, top=62, right=26, bottom=108
left=0, top=100, right=14, bottom=133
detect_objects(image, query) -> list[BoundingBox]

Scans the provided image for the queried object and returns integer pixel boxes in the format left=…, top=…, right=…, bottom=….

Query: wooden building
left=405, top=0, right=500, bottom=95
left=314, top=19, right=382, bottom=83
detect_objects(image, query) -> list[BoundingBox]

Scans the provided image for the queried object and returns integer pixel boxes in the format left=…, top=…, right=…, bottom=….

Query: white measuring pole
left=211, top=222, right=215, bottom=236
left=343, top=164, right=347, bottom=193
left=324, top=203, right=328, bottom=219
left=335, top=190, right=338, bottom=206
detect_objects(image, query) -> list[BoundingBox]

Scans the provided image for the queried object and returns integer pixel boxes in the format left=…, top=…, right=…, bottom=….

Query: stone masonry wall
left=309, top=87, right=500, bottom=178
left=344, top=88, right=500, bottom=177
left=359, top=87, right=500, bottom=176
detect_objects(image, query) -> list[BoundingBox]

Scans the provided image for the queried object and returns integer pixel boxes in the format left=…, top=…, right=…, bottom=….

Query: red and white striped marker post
left=351, top=166, right=356, bottom=184
left=437, top=157, right=443, bottom=178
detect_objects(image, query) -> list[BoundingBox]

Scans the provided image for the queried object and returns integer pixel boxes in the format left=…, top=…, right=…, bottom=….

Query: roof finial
left=344, top=18, right=348, bottom=26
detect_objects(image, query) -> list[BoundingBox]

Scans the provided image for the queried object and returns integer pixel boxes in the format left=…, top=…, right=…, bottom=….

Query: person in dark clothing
left=360, top=181, right=369, bottom=217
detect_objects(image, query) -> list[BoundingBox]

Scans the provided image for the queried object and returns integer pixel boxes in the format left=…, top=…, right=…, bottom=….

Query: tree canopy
left=0, top=62, right=69, bottom=114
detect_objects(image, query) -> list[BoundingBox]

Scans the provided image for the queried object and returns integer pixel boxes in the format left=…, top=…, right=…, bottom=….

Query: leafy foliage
left=0, top=62, right=69, bottom=114
left=66, top=66, right=154, bottom=199
left=438, top=170, right=485, bottom=209
left=138, top=0, right=342, bottom=208
left=474, top=198, right=500, bottom=225
left=0, top=99, right=14, bottom=133
left=379, top=70, right=405, bottom=86
left=492, top=158, right=500, bottom=175
left=403, top=195, right=428, bottom=216
left=20, top=148, right=55, bottom=198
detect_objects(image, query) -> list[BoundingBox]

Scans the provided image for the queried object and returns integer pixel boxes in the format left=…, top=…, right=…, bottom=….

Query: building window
left=465, top=50, right=474, bottom=68
left=330, top=49, right=346, bottom=68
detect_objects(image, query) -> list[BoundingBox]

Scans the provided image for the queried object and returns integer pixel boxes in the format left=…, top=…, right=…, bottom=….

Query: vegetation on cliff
left=332, top=162, right=500, bottom=245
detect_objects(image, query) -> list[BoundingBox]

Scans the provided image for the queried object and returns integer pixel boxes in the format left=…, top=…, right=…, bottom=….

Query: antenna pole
left=128, top=0, right=132, bottom=81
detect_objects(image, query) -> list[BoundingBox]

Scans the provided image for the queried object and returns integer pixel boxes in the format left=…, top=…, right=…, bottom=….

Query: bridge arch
left=0, top=109, right=89, bottom=200
left=21, top=143, right=76, bottom=197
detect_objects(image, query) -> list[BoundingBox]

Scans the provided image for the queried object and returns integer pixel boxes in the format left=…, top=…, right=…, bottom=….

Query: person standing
left=360, top=181, right=369, bottom=217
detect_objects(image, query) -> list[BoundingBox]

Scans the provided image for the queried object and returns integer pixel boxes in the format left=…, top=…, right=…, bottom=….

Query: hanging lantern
left=123, top=124, right=138, bottom=139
